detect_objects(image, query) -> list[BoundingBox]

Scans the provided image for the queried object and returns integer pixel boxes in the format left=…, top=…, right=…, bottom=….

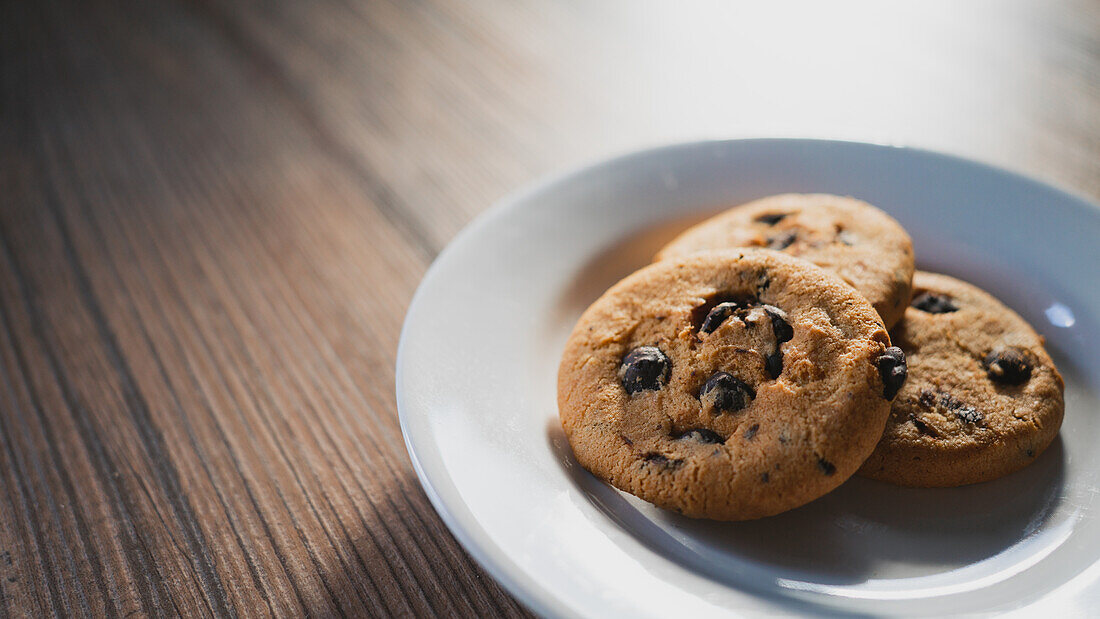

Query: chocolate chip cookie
left=655, top=194, right=915, bottom=328
left=858, top=271, right=1065, bottom=487
left=558, top=249, right=903, bottom=520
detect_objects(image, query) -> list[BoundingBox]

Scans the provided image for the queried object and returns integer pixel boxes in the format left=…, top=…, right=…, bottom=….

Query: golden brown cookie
left=655, top=194, right=915, bottom=328
left=558, top=249, right=903, bottom=520
left=859, top=271, right=1065, bottom=487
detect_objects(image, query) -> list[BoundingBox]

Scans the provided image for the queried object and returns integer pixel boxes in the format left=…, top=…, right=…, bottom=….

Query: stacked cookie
left=557, top=194, right=1064, bottom=520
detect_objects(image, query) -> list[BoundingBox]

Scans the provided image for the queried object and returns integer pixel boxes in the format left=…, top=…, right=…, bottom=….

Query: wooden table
left=3, top=0, right=1099, bottom=615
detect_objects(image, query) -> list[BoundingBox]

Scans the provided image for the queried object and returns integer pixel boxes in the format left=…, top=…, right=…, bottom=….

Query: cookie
left=858, top=271, right=1065, bottom=487
left=655, top=194, right=915, bottom=328
left=557, top=249, right=902, bottom=520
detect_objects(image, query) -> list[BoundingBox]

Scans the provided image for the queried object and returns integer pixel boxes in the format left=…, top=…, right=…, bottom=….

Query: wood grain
left=2, top=0, right=1100, bottom=615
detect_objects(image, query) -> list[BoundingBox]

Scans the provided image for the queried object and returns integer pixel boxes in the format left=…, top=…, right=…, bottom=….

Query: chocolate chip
left=643, top=453, right=683, bottom=469
left=763, top=305, right=793, bottom=343
left=984, top=347, right=1034, bottom=386
left=911, top=292, right=959, bottom=314
left=949, top=403, right=983, bottom=425
left=760, top=472, right=770, bottom=483
left=923, top=390, right=985, bottom=425
left=760, top=305, right=792, bottom=379
left=694, top=294, right=762, bottom=333
left=677, top=428, right=724, bottom=444
left=1027, top=449, right=1035, bottom=458
left=700, top=302, right=741, bottom=334
left=619, top=347, right=670, bottom=395
left=766, top=229, right=798, bottom=250
left=918, top=389, right=937, bottom=408
left=700, top=372, right=755, bottom=414
left=818, top=457, right=836, bottom=475
left=765, top=352, right=784, bottom=380
left=755, top=213, right=788, bottom=225
left=876, top=346, right=907, bottom=400
left=743, top=423, right=759, bottom=440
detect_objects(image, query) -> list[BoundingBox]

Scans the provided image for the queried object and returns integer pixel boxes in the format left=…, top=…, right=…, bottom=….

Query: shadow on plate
left=549, top=211, right=716, bottom=332
left=547, top=421, right=1066, bottom=591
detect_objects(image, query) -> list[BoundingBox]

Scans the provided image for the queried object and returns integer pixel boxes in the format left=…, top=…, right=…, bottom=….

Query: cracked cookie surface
left=858, top=271, right=1065, bottom=487
left=558, top=249, right=896, bottom=520
left=655, top=194, right=915, bottom=328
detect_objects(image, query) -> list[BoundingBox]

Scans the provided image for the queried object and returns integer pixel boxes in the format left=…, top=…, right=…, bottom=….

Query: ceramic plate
left=396, top=139, right=1100, bottom=616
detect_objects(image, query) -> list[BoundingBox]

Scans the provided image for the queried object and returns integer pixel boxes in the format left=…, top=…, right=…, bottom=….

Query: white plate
left=397, top=139, right=1100, bottom=617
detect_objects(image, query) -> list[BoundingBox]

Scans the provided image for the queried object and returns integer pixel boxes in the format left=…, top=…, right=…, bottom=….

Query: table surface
left=3, top=0, right=1100, bottom=616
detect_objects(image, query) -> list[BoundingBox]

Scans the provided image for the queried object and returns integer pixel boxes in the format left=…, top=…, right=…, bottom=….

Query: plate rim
left=395, top=137, right=1100, bottom=617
